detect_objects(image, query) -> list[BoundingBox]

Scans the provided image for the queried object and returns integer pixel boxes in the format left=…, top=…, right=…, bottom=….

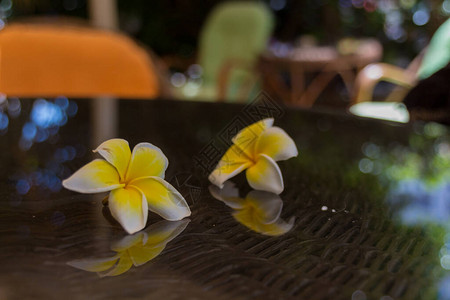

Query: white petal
left=208, top=160, right=251, bottom=188
left=231, top=118, right=274, bottom=158
left=62, top=159, right=123, bottom=193
left=108, top=187, right=148, bottom=234
left=125, top=142, right=168, bottom=181
left=246, top=154, right=284, bottom=194
left=129, top=177, right=191, bottom=221
left=255, top=126, right=298, bottom=161
left=208, top=144, right=252, bottom=188
left=94, top=138, right=131, bottom=181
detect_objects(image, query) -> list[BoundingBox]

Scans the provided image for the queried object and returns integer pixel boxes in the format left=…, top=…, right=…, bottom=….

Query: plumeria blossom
left=210, top=182, right=294, bottom=236
left=67, top=219, right=189, bottom=277
left=208, top=118, right=298, bottom=194
left=63, top=139, right=191, bottom=234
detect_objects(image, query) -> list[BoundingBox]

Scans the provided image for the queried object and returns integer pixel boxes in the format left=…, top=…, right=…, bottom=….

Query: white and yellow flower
left=62, top=139, right=191, bottom=234
left=67, top=219, right=189, bottom=277
left=210, top=182, right=294, bottom=236
left=209, top=118, right=298, bottom=194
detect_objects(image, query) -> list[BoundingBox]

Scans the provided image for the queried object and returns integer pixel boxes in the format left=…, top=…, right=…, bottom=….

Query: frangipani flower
left=67, top=219, right=189, bottom=277
left=210, top=182, right=294, bottom=236
left=208, top=118, right=297, bottom=194
left=62, top=139, right=191, bottom=234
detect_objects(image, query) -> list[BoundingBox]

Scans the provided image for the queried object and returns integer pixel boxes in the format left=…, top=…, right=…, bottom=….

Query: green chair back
left=198, top=1, right=274, bottom=101
left=418, top=18, right=450, bottom=79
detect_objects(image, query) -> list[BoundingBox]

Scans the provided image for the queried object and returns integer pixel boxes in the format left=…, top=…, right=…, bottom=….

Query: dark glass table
left=0, top=96, right=449, bottom=300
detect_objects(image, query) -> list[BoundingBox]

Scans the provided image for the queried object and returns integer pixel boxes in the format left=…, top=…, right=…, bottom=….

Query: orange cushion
left=0, top=24, right=159, bottom=98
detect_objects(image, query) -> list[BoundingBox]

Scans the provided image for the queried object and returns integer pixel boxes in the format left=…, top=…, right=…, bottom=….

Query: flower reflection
left=67, top=219, right=189, bottom=277
left=209, top=181, right=294, bottom=236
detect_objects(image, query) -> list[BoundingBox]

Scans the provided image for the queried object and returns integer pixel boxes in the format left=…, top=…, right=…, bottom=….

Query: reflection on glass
left=0, top=111, right=8, bottom=131
left=362, top=122, right=450, bottom=299
left=440, top=275, right=450, bottom=300
left=8, top=97, right=80, bottom=197
left=15, top=97, right=78, bottom=151
left=67, top=219, right=189, bottom=277
left=19, top=97, right=77, bottom=150
left=0, top=96, right=18, bottom=134
left=209, top=181, right=294, bottom=236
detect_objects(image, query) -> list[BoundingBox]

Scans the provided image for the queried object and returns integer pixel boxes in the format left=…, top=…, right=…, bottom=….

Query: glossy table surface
left=1, top=96, right=450, bottom=300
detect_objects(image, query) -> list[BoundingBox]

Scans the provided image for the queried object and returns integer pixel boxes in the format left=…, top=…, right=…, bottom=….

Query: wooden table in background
left=259, top=39, right=382, bottom=107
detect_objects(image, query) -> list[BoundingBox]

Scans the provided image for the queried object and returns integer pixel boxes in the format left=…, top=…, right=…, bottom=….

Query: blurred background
left=1, top=0, right=450, bottom=115
left=7, top=0, right=445, bottom=63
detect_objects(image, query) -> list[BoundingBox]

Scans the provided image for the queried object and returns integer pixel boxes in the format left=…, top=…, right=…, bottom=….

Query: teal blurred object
left=177, top=1, right=274, bottom=102
left=417, top=18, right=450, bottom=80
